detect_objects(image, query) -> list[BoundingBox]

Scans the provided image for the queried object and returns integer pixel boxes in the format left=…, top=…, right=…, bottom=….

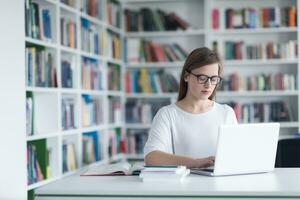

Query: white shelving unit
left=25, top=0, right=126, bottom=194
left=122, top=0, right=300, bottom=158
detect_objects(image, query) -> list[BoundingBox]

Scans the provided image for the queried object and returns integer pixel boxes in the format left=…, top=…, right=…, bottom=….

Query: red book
left=211, top=8, right=219, bottom=29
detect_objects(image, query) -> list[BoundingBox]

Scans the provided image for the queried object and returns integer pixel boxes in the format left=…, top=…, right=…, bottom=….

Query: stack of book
left=139, top=166, right=190, bottom=182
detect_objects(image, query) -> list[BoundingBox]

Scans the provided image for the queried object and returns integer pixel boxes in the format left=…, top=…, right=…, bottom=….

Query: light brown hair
left=177, top=47, right=223, bottom=101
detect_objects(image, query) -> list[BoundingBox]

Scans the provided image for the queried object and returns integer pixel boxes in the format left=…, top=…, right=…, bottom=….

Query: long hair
left=177, top=47, right=223, bottom=101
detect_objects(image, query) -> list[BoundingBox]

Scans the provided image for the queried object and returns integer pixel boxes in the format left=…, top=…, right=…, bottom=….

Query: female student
left=144, top=47, right=238, bottom=168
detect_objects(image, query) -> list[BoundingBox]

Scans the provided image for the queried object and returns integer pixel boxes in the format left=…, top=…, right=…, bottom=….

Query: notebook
left=80, top=162, right=144, bottom=176
left=191, top=123, right=280, bottom=176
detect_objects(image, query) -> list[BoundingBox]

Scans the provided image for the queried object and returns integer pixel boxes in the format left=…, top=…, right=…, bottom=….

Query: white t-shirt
left=144, top=102, right=238, bottom=158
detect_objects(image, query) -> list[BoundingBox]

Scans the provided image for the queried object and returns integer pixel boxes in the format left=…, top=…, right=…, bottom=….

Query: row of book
left=107, top=31, right=121, bottom=60
left=108, top=128, right=127, bottom=157
left=211, top=6, right=297, bottom=30
left=126, top=129, right=148, bottom=155
left=80, top=0, right=104, bottom=20
left=62, top=98, right=76, bottom=130
left=27, top=140, right=52, bottom=185
left=212, top=40, right=298, bottom=60
left=62, top=142, right=77, bottom=173
left=108, top=97, right=122, bottom=124
left=228, top=101, right=294, bottom=123
left=127, top=39, right=188, bottom=63
left=221, top=73, right=298, bottom=91
left=25, top=0, right=53, bottom=41
left=81, top=95, right=104, bottom=127
left=107, top=0, right=121, bottom=28
left=60, top=17, right=77, bottom=48
left=126, top=99, right=170, bottom=124
left=80, top=18, right=104, bottom=55
left=26, top=46, right=57, bottom=87
left=124, top=8, right=189, bottom=32
left=61, top=56, right=75, bottom=88
left=81, top=57, right=103, bottom=90
left=83, top=131, right=101, bottom=164
left=125, top=69, right=179, bottom=93
left=108, top=63, right=121, bottom=91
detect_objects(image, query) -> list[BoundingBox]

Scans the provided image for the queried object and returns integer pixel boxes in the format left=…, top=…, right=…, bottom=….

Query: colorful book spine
left=82, top=131, right=100, bottom=164
left=62, top=97, right=76, bottom=130
left=81, top=57, right=103, bottom=90
left=126, top=99, right=170, bottom=124
left=26, top=45, right=57, bottom=87
left=226, top=101, right=294, bottom=123
left=221, top=73, right=297, bottom=91
left=62, top=142, right=77, bottom=173
left=213, top=6, right=297, bottom=30
left=126, top=69, right=179, bottom=93
left=107, top=63, right=121, bottom=91
left=81, top=95, right=104, bottom=127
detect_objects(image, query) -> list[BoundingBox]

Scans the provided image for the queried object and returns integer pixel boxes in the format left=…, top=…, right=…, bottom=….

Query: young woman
left=144, top=47, right=238, bottom=168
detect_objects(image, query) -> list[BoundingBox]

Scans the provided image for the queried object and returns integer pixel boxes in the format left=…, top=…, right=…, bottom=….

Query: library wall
left=0, top=1, right=27, bottom=199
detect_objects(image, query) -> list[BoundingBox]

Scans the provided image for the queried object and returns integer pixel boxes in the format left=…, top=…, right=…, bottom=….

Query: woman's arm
left=145, top=150, right=215, bottom=168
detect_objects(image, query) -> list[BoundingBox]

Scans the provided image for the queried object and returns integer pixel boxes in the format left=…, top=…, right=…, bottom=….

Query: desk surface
left=36, top=168, right=300, bottom=198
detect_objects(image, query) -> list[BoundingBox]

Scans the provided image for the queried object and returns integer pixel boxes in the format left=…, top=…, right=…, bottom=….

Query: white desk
left=36, top=168, right=300, bottom=200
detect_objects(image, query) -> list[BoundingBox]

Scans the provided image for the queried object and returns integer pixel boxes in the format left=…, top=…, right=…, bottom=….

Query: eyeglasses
left=188, top=71, right=222, bottom=85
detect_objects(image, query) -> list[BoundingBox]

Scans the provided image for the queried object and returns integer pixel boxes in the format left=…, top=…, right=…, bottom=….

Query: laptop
left=190, top=123, right=280, bottom=176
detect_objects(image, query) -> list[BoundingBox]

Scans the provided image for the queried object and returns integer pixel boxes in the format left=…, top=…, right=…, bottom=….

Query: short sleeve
left=225, top=105, right=238, bottom=124
left=144, top=107, right=173, bottom=157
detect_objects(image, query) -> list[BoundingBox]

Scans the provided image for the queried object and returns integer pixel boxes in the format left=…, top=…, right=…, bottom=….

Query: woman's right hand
left=193, top=156, right=215, bottom=168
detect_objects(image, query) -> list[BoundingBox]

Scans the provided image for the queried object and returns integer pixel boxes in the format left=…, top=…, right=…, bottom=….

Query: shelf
left=80, top=51, right=105, bottom=60
left=280, top=122, right=299, bottom=128
left=60, top=88, right=80, bottom=94
left=211, top=27, right=298, bottom=35
left=217, top=90, right=298, bottom=97
left=279, top=134, right=300, bottom=140
left=223, top=59, right=298, bottom=66
left=106, top=24, right=123, bottom=35
left=126, top=93, right=177, bottom=98
left=107, top=90, right=124, bottom=96
left=79, top=12, right=106, bottom=27
left=107, top=123, right=124, bottom=129
left=126, top=154, right=144, bottom=160
left=40, top=0, right=56, bottom=5
left=106, top=58, right=124, bottom=65
left=60, top=45, right=78, bottom=54
left=81, top=125, right=107, bottom=132
left=125, top=123, right=151, bottom=129
left=110, top=153, right=127, bottom=161
left=25, top=37, right=57, bottom=48
left=61, top=129, right=80, bottom=137
left=127, top=61, right=184, bottom=68
left=27, top=176, right=59, bottom=191
left=81, top=89, right=106, bottom=96
left=26, top=87, right=59, bottom=93
left=27, top=132, right=59, bottom=141
left=59, top=2, right=78, bottom=14
left=126, top=29, right=206, bottom=37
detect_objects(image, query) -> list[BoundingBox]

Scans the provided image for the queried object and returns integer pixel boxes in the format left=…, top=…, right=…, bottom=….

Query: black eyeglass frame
left=187, top=71, right=222, bottom=85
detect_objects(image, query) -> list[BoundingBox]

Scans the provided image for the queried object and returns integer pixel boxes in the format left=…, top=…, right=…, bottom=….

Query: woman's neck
left=176, top=97, right=214, bottom=114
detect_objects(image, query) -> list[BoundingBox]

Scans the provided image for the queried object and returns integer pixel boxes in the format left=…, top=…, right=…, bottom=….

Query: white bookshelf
left=122, top=0, right=300, bottom=160
left=25, top=0, right=126, bottom=194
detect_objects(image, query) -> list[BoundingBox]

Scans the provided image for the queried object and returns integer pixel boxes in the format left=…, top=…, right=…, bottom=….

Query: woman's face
left=185, top=63, right=220, bottom=100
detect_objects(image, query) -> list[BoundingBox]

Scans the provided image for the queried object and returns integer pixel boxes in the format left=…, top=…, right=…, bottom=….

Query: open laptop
left=190, top=123, right=280, bottom=176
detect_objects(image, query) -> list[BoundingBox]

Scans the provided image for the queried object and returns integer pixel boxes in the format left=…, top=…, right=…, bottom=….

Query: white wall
left=0, top=0, right=27, bottom=199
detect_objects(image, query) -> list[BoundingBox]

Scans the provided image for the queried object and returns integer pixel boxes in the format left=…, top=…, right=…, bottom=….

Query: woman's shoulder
left=214, top=102, right=234, bottom=112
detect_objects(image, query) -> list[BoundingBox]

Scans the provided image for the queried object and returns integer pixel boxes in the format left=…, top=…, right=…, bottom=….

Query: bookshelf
left=24, top=0, right=127, bottom=197
left=122, top=0, right=300, bottom=160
